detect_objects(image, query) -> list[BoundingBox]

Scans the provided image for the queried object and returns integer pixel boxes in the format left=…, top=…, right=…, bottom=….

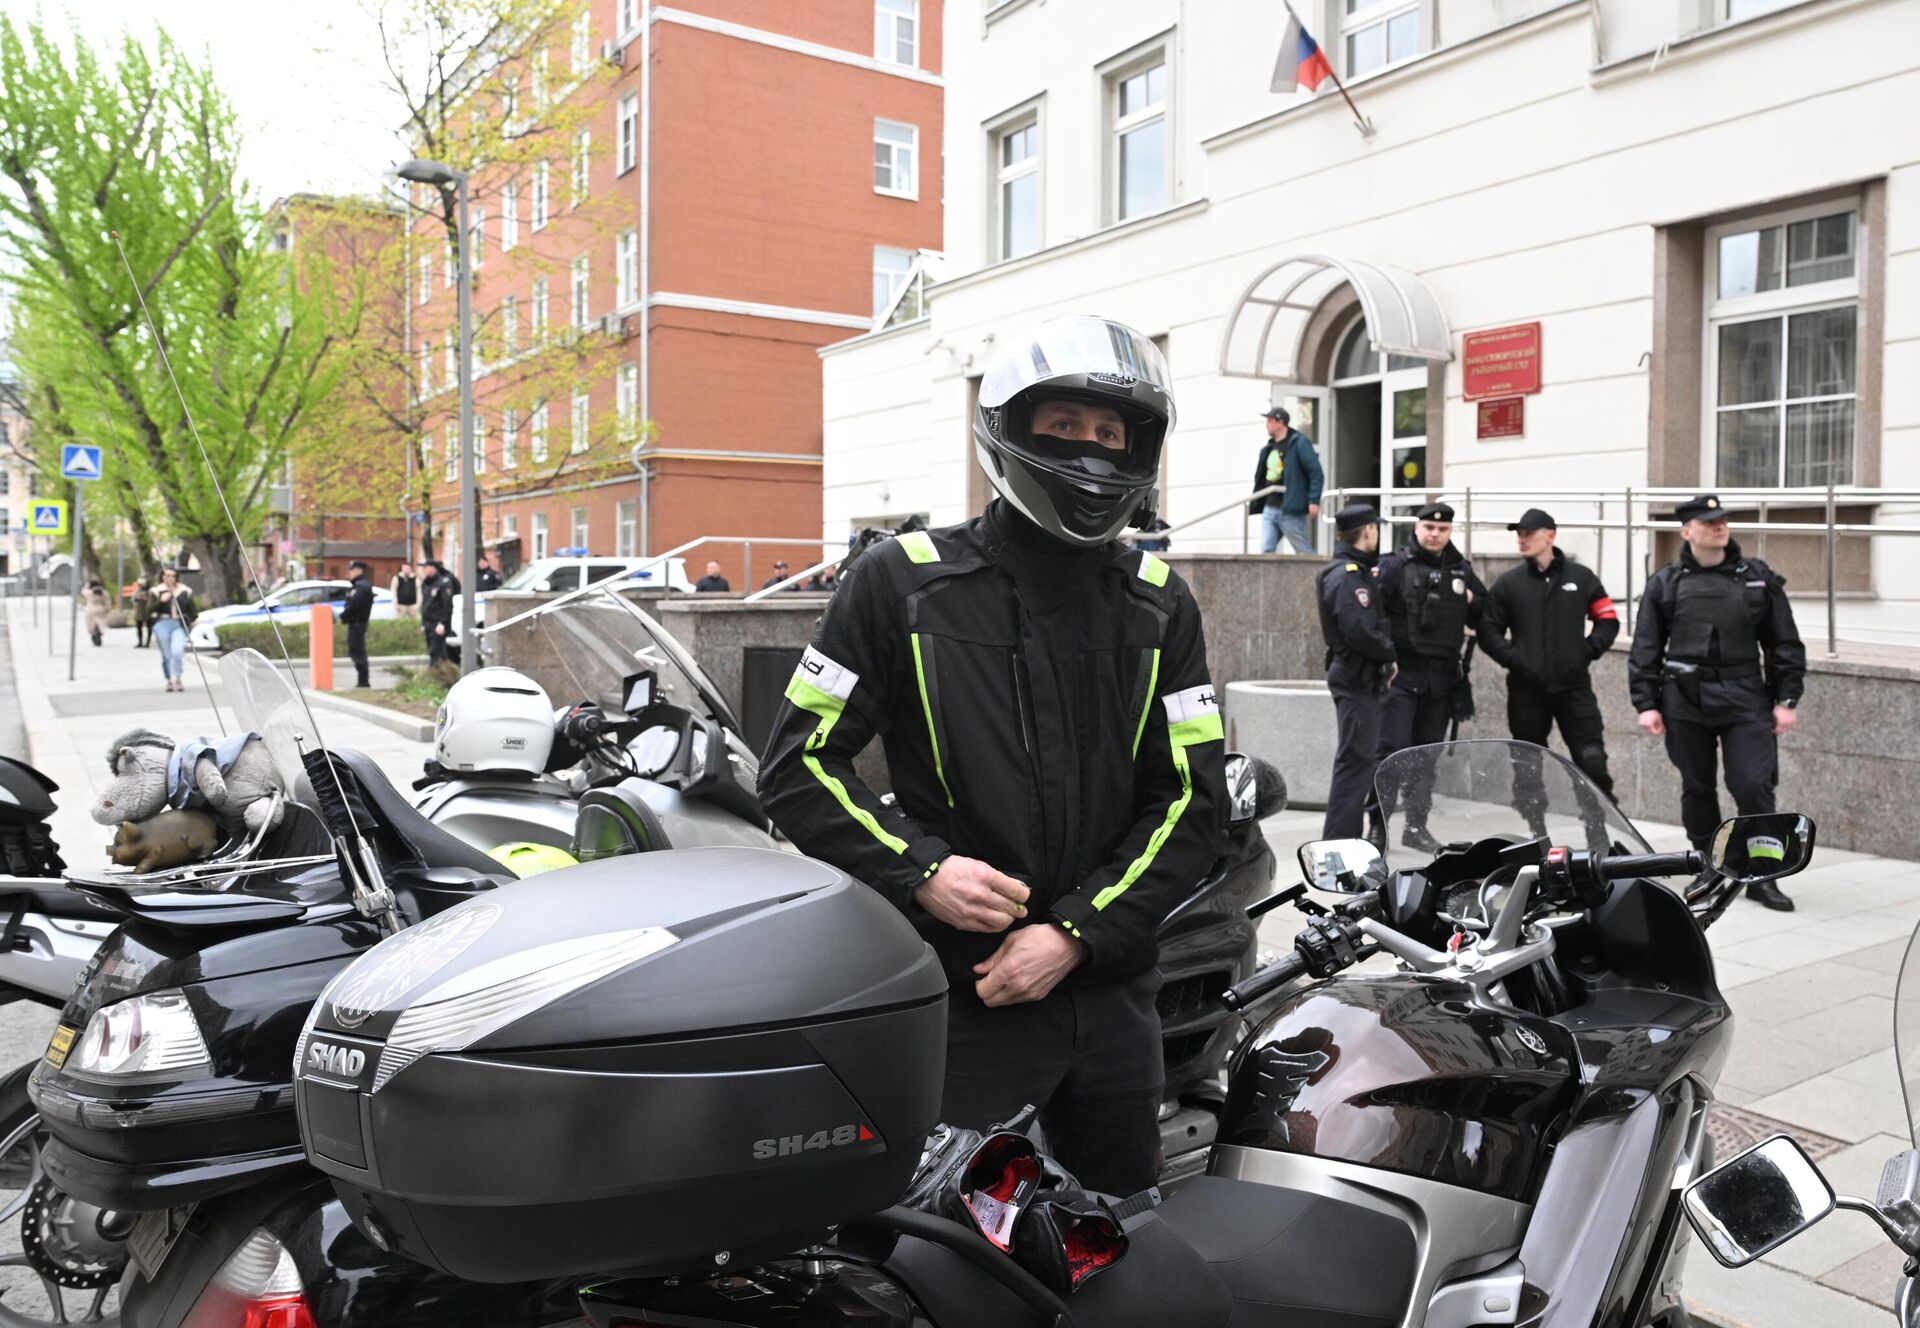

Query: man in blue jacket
left=1248, top=407, right=1324, bottom=554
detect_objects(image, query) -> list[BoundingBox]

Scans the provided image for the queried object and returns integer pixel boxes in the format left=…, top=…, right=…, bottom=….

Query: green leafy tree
left=0, top=19, right=339, bottom=603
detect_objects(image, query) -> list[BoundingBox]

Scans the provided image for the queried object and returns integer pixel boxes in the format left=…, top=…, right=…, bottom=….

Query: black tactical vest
left=1668, top=562, right=1766, bottom=666
left=1400, top=555, right=1471, bottom=658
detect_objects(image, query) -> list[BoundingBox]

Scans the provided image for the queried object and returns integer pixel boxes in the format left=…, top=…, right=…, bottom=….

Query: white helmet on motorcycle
left=435, top=668, right=554, bottom=775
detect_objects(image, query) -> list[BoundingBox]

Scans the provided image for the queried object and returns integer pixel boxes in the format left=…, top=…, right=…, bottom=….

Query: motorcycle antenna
left=107, top=230, right=402, bottom=934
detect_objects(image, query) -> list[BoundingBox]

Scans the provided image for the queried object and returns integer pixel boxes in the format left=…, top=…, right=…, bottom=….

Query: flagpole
left=1282, top=0, right=1374, bottom=138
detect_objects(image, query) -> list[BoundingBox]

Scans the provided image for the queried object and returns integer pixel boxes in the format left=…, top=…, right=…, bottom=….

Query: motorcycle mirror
left=1710, top=813, right=1815, bottom=886
left=1297, top=839, right=1386, bottom=894
left=1683, top=1134, right=1835, bottom=1267
left=621, top=669, right=658, bottom=716
left=1224, top=754, right=1289, bottom=825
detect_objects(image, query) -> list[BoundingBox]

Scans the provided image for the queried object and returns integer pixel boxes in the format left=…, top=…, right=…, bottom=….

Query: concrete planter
left=1224, top=680, right=1335, bottom=809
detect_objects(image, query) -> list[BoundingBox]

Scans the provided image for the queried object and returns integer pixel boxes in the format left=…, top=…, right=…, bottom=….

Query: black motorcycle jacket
left=1317, top=542, right=1396, bottom=667
left=1378, top=541, right=1486, bottom=667
left=758, top=501, right=1227, bottom=996
left=1628, top=539, right=1805, bottom=714
left=1478, top=552, right=1619, bottom=692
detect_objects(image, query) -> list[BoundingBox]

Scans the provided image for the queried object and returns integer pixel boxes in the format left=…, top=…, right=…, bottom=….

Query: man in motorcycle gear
left=760, top=315, right=1225, bottom=1196
left=1367, top=503, right=1486, bottom=851
left=1629, top=495, right=1805, bottom=911
left=1318, top=504, right=1396, bottom=839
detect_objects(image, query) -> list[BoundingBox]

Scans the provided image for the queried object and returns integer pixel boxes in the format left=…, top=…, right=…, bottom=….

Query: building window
left=571, top=505, right=589, bottom=552
left=571, top=8, right=592, bottom=74
left=994, top=115, right=1040, bottom=260
left=872, top=246, right=914, bottom=318
left=1342, top=0, right=1419, bottom=78
left=532, top=510, right=550, bottom=559
left=1707, top=206, right=1859, bottom=487
left=502, top=295, right=518, bottom=357
left=571, top=255, right=590, bottom=330
left=873, top=119, right=918, bottom=199
left=532, top=161, right=550, bottom=230
left=618, top=93, right=639, bottom=174
left=616, top=229, right=638, bottom=307
left=618, top=363, right=639, bottom=431
left=616, top=499, right=637, bottom=556
left=444, top=424, right=457, bottom=482
left=472, top=418, right=487, bottom=475
left=531, top=401, right=550, bottom=463
left=572, top=129, right=591, bottom=207
left=1108, top=54, right=1168, bottom=223
left=418, top=341, right=432, bottom=397
left=533, top=48, right=549, bottom=108
left=444, top=327, right=456, bottom=384
left=618, top=0, right=638, bottom=32
left=502, top=182, right=518, bottom=251
left=1725, top=0, right=1796, bottom=19
left=874, top=0, right=916, bottom=66
left=443, top=237, right=454, bottom=288
left=469, top=205, right=485, bottom=269
left=500, top=72, right=519, bottom=125
left=417, top=253, right=431, bottom=304
left=571, top=388, right=590, bottom=453
left=502, top=408, right=518, bottom=469
left=532, top=276, right=550, bottom=340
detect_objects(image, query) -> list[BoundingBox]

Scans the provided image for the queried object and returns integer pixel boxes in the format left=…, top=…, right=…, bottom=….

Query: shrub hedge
left=214, top=619, right=424, bottom=658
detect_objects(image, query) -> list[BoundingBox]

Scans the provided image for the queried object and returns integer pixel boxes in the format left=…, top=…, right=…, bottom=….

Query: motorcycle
left=289, top=737, right=1812, bottom=1327
left=1683, top=914, right=1920, bottom=1325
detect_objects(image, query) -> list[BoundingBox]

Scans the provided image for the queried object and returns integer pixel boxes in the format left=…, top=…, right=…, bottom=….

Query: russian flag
left=1272, top=9, right=1334, bottom=94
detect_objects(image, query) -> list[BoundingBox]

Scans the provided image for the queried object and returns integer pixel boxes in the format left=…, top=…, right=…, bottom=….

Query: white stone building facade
left=821, top=0, right=1920, bottom=645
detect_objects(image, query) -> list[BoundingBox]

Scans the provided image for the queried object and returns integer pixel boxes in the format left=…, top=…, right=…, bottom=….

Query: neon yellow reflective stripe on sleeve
left=898, top=531, right=939, bottom=564
left=1093, top=685, right=1222, bottom=912
left=910, top=633, right=954, bottom=808
left=784, top=669, right=909, bottom=856
left=1131, top=649, right=1161, bottom=759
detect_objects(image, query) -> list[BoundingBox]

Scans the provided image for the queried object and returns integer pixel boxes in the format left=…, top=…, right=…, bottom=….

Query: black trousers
left=1324, top=660, right=1384, bottom=839
left=347, top=620, right=370, bottom=687
left=424, top=622, right=449, bottom=664
left=1507, top=683, right=1613, bottom=797
left=1664, top=714, right=1777, bottom=850
left=1366, top=664, right=1453, bottom=828
left=941, top=971, right=1164, bottom=1197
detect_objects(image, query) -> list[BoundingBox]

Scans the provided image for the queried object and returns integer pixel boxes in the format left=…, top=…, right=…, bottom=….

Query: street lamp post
left=397, top=158, right=477, bottom=675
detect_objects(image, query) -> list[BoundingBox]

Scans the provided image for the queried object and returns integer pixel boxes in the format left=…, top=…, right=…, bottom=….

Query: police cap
left=1674, top=494, right=1728, bottom=524
left=1414, top=502, right=1455, bottom=523
left=1506, top=508, right=1555, bottom=532
left=1333, top=503, right=1379, bottom=530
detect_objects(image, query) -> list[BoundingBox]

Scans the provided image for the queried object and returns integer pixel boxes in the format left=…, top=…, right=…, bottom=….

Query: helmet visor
left=979, top=317, right=1173, bottom=413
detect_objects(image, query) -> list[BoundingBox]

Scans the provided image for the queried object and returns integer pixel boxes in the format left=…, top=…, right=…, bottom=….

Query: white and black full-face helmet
left=973, top=315, right=1176, bottom=547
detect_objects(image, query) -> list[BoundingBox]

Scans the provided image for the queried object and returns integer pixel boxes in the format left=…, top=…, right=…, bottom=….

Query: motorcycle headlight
left=66, top=989, right=212, bottom=1082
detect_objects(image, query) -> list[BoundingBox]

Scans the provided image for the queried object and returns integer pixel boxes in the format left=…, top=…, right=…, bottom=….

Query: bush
left=215, top=619, right=424, bottom=658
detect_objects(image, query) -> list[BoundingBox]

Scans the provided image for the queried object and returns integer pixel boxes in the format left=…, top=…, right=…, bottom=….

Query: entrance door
left=1383, top=367, right=1429, bottom=548
left=1267, top=384, right=1328, bottom=553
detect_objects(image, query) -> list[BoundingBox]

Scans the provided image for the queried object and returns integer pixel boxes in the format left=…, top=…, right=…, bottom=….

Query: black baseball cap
left=1506, top=508, right=1556, bottom=532
left=1259, top=407, right=1290, bottom=422
left=1333, top=503, right=1379, bottom=529
left=1413, top=502, right=1455, bottom=523
left=1674, top=494, right=1728, bottom=523
left=347, top=559, right=369, bottom=572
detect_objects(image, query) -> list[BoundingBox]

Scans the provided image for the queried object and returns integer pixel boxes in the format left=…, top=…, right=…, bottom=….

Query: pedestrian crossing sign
left=28, top=501, right=68, bottom=535
left=60, top=444, right=103, bottom=481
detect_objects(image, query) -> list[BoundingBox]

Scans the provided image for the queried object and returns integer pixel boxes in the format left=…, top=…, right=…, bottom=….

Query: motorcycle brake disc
left=20, top=1179, right=127, bottom=1291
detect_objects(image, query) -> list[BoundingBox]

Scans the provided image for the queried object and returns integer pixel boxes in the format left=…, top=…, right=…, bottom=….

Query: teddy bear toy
left=91, top=729, right=287, bottom=840
left=109, top=809, right=221, bottom=873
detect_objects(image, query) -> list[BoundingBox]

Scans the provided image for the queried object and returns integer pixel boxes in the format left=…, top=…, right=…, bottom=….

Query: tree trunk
left=184, top=534, right=248, bottom=606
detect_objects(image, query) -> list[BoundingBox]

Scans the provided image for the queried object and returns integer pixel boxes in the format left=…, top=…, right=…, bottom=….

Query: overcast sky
left=28, top=1, right=405, bottom=203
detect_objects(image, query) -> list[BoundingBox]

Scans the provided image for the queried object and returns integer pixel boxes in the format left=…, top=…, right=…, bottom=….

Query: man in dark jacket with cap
left=1368, top=502, right=1486, bottom=851
left=1318, top=504, right=1396, bottom=839
left=341, top=560, right=375, bottom=689
left=1249, top=407, right=1324, bottom=554
left=1478, top=509, right=1620, bottom=811
left=420, top=559, right=460, bottom=665
left=1629, top=495, right=1805, bottom=910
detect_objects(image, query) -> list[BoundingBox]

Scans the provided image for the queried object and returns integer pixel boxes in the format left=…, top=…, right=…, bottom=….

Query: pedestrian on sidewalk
left=131, top=579, right=154, bottom=648
left=82, top=580, right=110, bottom=647
left=1629, top=495, right=1806, bottom=911
left=1248, top=406, right=1324, bottom=555
left=391, top=563, right=419, bottom=619
left=151, top=567, right=198, bottom=692
left=342, top=559, right=374, bottom=689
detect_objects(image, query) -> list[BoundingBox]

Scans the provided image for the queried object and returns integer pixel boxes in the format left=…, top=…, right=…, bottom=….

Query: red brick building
left=410, top=0, right=943, bottom=588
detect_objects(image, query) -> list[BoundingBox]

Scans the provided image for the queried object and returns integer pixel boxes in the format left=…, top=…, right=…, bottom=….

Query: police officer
left=342, top=559, right=375, bottom=689
left=1629, top=495, right=1805, bottom=910
left=1318, top=504, right=1396, bottom=839
left=759, top=316, right=1225, bottom=1196
left=1478, top=508, right=1620, bottom=815
left=1368, top=502, right=1486, bottom=851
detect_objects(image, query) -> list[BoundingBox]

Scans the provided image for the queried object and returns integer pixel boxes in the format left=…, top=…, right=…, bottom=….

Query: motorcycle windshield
left=482, top=587, right=742, bottom=734
left=220, top=647, right=321, bottom=795
left=1373, top=739, right=1651, bottom=864
left=1897, top=923, right=1920, bottom=1147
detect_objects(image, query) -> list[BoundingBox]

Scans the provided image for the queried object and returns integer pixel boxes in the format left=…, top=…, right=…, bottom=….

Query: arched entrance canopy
left=1218, top=253, right=1452, bottom=380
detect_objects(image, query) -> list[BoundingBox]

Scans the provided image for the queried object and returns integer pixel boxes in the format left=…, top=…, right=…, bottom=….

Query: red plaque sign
left=1462, top=323, right=1542, bottom=400
left=1477, top=396, right=1525, bottom=440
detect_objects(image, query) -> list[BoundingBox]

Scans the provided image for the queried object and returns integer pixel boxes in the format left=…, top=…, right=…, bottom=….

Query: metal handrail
left=1123, top=485, right=1284, bottom=551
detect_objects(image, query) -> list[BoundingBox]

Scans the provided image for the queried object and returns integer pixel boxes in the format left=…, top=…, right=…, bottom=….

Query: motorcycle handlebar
left=1599, top=850, right=1703, bottom=881
left=1222, top=950, right=1310, bottom=1012
left=557, top=708, right=610, bottom=743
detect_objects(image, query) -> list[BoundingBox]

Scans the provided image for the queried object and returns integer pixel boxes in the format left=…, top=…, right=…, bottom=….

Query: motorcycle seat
left=324, top=750, right=508, bottom=879
left=884, top=1175, right=1414, bottom=1328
